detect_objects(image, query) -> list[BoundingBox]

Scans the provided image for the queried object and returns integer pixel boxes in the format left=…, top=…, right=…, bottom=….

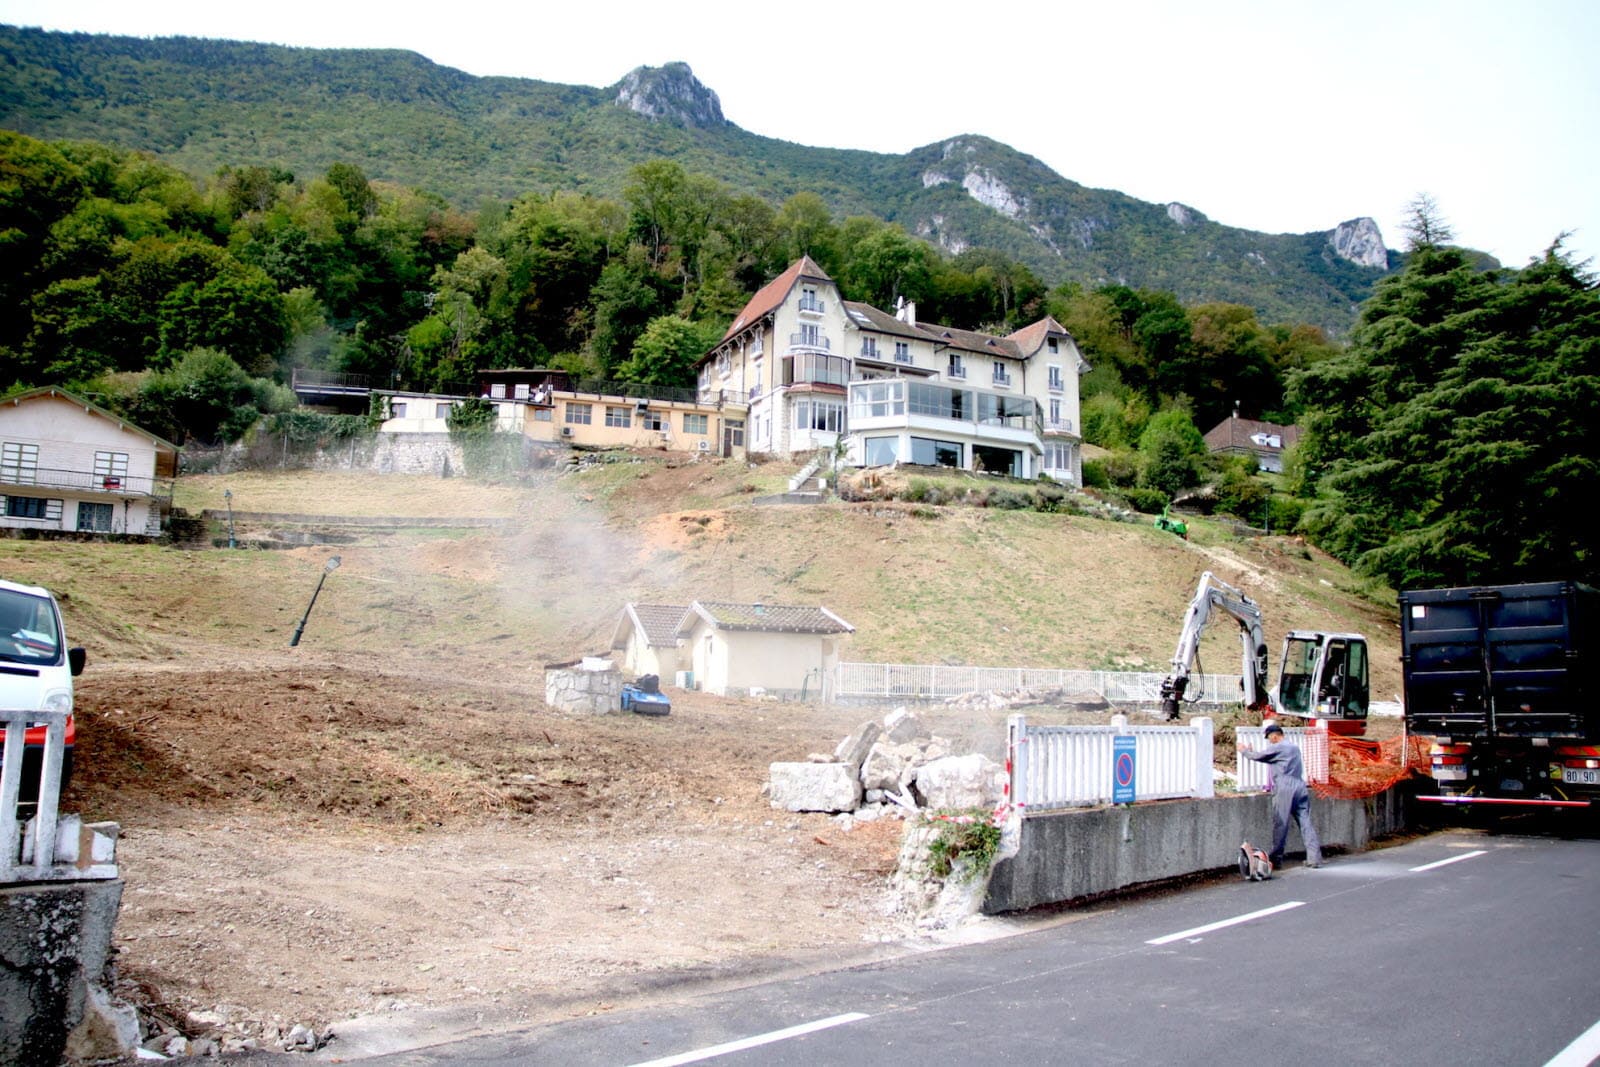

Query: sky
left=4, top=0, right=1597, bottom=269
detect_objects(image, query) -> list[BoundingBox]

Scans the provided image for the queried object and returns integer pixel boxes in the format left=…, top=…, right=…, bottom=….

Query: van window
left=0, top=587, right=61, bottom=665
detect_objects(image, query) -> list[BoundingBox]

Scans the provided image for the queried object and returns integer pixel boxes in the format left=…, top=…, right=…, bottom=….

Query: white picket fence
left=837, top=662, right=1243, bottom=706
left=1, top=708, right=117, bottom=884
left=1235, top=724, right=1330, bottom=789
left=1007, top=713, right=1215, bottom=812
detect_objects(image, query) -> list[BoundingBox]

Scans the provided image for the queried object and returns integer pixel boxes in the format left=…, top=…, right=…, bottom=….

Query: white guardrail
left=1007, top=713, right=1215, bottom=812
left=837, top=663, right=1243, bottom=705
left=1, top=708, right=118, bottom=883
left=1235, top=724, right=1330, bottom=790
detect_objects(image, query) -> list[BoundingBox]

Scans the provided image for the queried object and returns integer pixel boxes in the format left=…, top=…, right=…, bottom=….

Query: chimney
left=896, top=300, right=917, bottom=326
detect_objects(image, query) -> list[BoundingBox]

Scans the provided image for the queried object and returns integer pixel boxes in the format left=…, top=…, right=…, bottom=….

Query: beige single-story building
left=675, top=601, right=854, bottom=701
left=610, top=603, right=690, bottom=681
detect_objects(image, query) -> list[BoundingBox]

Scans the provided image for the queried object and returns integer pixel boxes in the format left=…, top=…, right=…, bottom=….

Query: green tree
left=1293, top=209, right=1600, bottom=586
left=1136, top=408, right=1207, bottom=496
left=618, top=315, right=721, bottom=387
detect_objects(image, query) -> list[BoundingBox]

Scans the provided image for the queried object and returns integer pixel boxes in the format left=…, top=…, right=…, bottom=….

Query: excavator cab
left=1277, top=631, right=1369, bottom=721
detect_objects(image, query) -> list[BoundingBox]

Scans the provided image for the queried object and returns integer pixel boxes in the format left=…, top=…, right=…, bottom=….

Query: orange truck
left=0, top=577, right=84, bottom=801
left=1402, top=580, right=1599, bottom=808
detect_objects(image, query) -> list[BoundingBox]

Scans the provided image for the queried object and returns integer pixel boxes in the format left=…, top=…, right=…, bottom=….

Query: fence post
left=1007, top=713, right=1027, bottom=812
left=1192, top=716, right=1214, bottom=798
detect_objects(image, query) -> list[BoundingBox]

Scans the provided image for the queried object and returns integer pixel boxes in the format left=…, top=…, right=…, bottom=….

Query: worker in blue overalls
left=1241, top=720, right=1324, bottom=869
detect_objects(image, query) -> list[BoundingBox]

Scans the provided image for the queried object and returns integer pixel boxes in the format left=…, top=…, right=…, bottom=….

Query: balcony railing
left=859, top=343, right=880, bottom=359
left=788, top=333, right=832, bottom=352
left=947, top=365, right=967, bottom=380
left=1, top=467, right=173, bottom=503
left=797, top=296, right=825, bottom=314
left=992, top=372, right=1013, bottom=387
left=893, top=350, right=914, bottom=364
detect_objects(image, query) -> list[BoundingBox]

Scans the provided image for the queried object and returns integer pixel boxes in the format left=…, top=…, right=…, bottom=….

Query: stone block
left=860, top=741, right=920, bottom=792
left=833, top=721, right=882, bottom=773
left=882, top=706, right=931, bottom=744
left=768, top=762, right=862, bottom=813
left=915, top=754, right=1006, bottom=812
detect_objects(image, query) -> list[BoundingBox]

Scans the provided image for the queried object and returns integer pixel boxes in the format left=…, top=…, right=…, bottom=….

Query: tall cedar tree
left=1293, top=236, right=1600, bottom=588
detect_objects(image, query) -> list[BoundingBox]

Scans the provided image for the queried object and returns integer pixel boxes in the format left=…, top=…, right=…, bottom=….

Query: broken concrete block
left=768, top=762, right=862, bottom=813
left=861, top=741, right=920, bottom=792
left=882, top=706, right=931, bottom=744
left=915, top=754, right=1007, bottom=812
left=833, top=720, right=882, bottom=773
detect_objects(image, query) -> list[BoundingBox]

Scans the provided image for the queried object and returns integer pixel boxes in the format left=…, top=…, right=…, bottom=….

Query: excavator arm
left=1159, top=571, right=1271, bottom=720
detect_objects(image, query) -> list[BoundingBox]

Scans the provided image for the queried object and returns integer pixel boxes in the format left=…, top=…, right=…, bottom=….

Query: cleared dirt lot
left=1, top=457, right=1404, bottom=1049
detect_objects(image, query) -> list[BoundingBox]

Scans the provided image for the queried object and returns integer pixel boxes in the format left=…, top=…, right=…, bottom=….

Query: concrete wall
left=983, top=789, right=1408, bottom=914
left=0, top=879, right=129, bottom=1065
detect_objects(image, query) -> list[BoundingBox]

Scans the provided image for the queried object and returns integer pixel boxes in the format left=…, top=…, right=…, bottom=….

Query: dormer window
left=1048, top=336, right=1059, bottom=353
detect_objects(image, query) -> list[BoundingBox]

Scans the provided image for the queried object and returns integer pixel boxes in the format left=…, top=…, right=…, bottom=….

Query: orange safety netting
left=1313, top=732, right=1435, bottom=799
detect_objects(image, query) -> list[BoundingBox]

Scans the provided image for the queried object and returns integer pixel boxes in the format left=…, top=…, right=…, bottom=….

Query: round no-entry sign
left=1112, top=734, right=1137, bottom=804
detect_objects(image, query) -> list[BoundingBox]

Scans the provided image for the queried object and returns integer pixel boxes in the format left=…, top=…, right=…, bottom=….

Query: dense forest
left=0, top=25, right=1396, bottom=333
left=2, top=127, right=1594, bottom=589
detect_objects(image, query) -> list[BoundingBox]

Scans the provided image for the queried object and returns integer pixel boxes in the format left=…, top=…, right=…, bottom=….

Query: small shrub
left=1081, top=460, right=1111, bottom=489
left=984, top=487, right=1032, bottom=510
left=927, top=810, right=1003, bottom=881
left=905, top=477, right=933, bottom=503
left=1117, top=487, right=1168, bottom=513
left=1034, top=485, right=1067, bottom=513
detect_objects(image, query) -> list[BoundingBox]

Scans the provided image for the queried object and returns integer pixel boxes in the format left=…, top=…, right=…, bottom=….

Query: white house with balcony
left=0, top=387, right=179, bottom=536
left=699, top=257, right=1087, bottom=483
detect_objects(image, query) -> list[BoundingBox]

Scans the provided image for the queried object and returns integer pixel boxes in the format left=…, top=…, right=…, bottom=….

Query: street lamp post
left=288, top=555, right=341, bottom=648
left=224, top=488, right=237, bottom=549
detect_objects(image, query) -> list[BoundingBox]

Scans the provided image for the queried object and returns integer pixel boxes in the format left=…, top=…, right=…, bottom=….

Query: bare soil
left=1, top=457, right=1406, bottom=1051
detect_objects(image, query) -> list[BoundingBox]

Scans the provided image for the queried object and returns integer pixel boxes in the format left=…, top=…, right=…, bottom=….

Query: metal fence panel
left=1235, top=725, right=1330, bottom=790
left=836, top=662, right=1241, bottom=706
left=1008, top=714, right=1214, bottom=813
left=1, top=708, right=118, bottom=883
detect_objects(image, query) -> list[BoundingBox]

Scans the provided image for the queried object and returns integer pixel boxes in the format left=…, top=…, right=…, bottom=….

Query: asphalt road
left=341, top=823, right=1600, bottom=1067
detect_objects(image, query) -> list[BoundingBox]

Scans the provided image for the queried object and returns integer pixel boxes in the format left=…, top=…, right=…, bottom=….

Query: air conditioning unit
left=635, top=399, right=650, bottom=413
left=560, top=426, right=573, bottom=437
left=696, top=440, right=711, bottom=452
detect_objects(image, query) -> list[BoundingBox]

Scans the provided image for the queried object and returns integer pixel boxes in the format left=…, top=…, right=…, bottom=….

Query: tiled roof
left=681, top=601, right=854, bottom=635
left=717, top=255, right=832, bottom=344
left=841, top=301, right=926, bottom=341
left=628, top=603, right=690, bottom=647
left=1203, top=416, right=1302, bottom=453
left=914, top=321, right=1024, bottom=359
left=1004, top=316, right=1072, bottom=358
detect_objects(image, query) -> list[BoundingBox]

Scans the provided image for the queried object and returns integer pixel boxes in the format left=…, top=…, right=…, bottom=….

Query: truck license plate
left=1560, top=767, right=1600, bottom=785
left=1433, top=766, right=1468, bottom=782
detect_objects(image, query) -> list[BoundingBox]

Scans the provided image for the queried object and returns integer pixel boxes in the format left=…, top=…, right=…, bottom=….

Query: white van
left=0, top=578, right=85, bottom=797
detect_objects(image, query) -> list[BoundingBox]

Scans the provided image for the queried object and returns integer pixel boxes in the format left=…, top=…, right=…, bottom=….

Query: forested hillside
left=0, top=24, right=1395, bottom=332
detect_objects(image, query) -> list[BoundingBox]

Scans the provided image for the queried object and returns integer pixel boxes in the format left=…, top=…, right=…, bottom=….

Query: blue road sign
left=1112, top=734, right=1137, bottom=804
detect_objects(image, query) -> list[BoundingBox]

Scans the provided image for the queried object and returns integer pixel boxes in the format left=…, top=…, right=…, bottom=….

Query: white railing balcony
left=992, top=372, right=1013, bottom=387
left=1045, top=417, right=1076, bottom=433
left=788, top=333, right=832, bottom=353
left=947, top=366, right=967, bottom=380
left=2, top=467, right=173, bottom=503
left=859, top=343, right=880, bottom=359
left=893, top=350, right=914, bottom=365
left=797, top=296, right=825, bottom=315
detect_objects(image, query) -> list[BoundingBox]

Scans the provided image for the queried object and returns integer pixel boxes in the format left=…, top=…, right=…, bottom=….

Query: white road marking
left=1409, top=849, right=1488, bottom=872
left=1145, top=901, right=1305, bottom=945
left=1543, top=1015, right=1600, bottom=1067
left=628, top=1013, right=871, bottom=1066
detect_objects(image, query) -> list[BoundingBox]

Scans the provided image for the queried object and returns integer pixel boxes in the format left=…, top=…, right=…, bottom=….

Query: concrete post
left=1006, top=714, right=1027, bottom=811
left=1192, top=716, right=1215, bottom=798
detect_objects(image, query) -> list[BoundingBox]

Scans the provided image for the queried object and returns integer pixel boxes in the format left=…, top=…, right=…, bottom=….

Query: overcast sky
left=4, top=0, right=1596, bottom=269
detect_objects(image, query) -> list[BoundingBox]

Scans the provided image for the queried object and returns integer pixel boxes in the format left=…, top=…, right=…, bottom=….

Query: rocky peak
left=1330, top=217, right=1389, bottom=269
left=613, top=63, right=726, bottom=128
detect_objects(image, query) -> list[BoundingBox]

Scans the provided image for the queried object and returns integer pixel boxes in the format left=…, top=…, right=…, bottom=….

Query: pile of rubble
left=129, top=1003, right=331, bottom=1058
left=766, top=707, right=1007, bottom=821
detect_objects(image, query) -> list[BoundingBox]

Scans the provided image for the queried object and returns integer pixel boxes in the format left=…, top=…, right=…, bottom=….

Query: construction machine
left=1158, top=571, right=1369, bottom=728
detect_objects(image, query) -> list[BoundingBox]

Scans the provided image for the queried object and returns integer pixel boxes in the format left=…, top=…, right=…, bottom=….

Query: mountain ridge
left=0, top=25, right=1398, bottom=330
